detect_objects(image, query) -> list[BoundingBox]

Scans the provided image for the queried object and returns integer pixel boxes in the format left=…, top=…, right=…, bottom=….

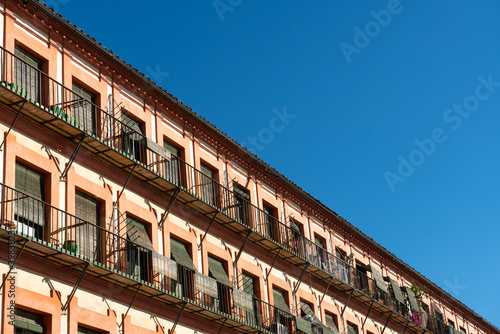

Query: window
left=347, top=322, right=358, bottom=334
left=121, top=112, right=144, bottom=162
left=14, top=309, right=45, bottom=334
left=233, top=184, right=250, bottom=226
left=459, top=327, right=467, bottom=334
left=74, top=191, right=100, bottom=260
left=335, top=248, right=350, bottom=283
left=289, top=219, right=303, bottom=254
left=15, top=163, right=45, bottom=239
left=125, top=216, right=153, bottom=282
left=170, top=238, right=196, bottom=299
left=325, top=313, right=340, bottom=334
left=262, top=203, right=277, bottom=240
left=200, top=163, right=216, bottom=206
left=163, top=140, right=182, bottom=186
left=14, top=45, right=42, bottom=102
left=448, top=320, right=455, bottom=329
left=272, top=287, right=293, bottom=331
left=239, top=272, right=259, bottom=326
left=314, top=234, right=326, bottom=267
left=208, top=256, right=233, bottom=313
left=72, top=82, right=96, bottom=134
left=78, top=327, right=101, bottom=334
left=356, top=261, right=369, bottom=292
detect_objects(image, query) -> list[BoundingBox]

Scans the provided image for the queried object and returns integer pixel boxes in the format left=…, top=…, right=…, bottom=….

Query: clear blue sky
left=52, top=0, right=500, bottom=328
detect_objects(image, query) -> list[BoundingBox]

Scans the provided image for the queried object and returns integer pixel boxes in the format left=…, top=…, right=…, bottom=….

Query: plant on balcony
left=63, top=240, right=78, bottom=254
left=410, top=280, right=428, bottom=309
left=412, top=311, right=422, bottom=326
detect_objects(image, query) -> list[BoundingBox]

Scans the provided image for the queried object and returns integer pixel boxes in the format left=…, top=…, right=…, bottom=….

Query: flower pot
left=63, top=240, right=78, bottom=253
left=2, top=221, right=17, bottom=230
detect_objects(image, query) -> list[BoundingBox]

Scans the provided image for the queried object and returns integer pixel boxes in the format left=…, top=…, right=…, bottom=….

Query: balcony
left=0, top=46, right=430, bottom=334
left=0, top=182, right=303, bottom=334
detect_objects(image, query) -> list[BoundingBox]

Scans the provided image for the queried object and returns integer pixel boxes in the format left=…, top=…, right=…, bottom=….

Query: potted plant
left=63, top=240, right=78, bottom=253
left=1, top=221, right=17, bottom=230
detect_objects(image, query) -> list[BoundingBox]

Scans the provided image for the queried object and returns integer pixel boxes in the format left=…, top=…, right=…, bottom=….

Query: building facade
left=0, top=1, right=497, bottom=334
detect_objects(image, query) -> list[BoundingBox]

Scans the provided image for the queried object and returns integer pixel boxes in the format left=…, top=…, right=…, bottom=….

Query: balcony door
left=14, top=45, right=42, bottom=102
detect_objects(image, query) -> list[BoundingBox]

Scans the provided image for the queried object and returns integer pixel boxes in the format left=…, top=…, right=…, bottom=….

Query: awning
left=296, top=317, right=312, bottom=334
left=15, top=309, right=44, bottom=333
left=347, top=323, right=358, bottom=334
left=170, top=238, right=196, bottom=271
left=152, top=251, right=178, bottom=280
left=402, top=286, right=420, bottom=311
left=195, top=272, right=218, bottom=298
left=367, top=266, right=388, bottom=293
left=208, top=256, right=233, bottom=287
left=234, top=289, right=253, bottom=312
left=290, top=220, right=300, bottom=232
left=233, top=185, right=250, bottom=200
left=300, top=301, right=331, bottom=334
left=273, top=288, right=291, bottom=316
left=385, top=277, right=405, bottom=304
left=325, top=313, right=339, bottom=334
left=142, top=138, right=171, bottom=161
left=126, top=217, right=154, bottom=251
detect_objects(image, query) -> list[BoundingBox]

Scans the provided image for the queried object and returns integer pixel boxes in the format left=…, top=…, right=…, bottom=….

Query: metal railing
left=0, top=182, right=301, bottom=333
left=0, top=46, right=428, bottom=333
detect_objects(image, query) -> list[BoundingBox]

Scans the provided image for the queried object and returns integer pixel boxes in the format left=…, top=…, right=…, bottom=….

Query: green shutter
left=15, top=163, right=45, bottom=226
left=195, top=272, right=218, bottom=298
left=72, top=82, right=96, bottom=133
left=233, top=185, right=250, bottom=200
left=296, top=316, right=312, bottom=334
left=387, top=278, right=405, bottom=304
left=402, top=286, right=420, bottom=311
left=164, top=140, right=181, bottom=157
left=152, top=251, right=178, bottom=280
left=14, top=309, right=45, bottom=333
left=208, top=256, right=232, bottom=287
left=125, top=217, right=153, bottom=251
left=241, top=272, right=255, bottom=295
left=300, top=301, right=330, bottom=333
left=290, top=220, right=300, bottom=232
left=367, top=266, right=388, bottom=293
left=325, top=313, right=339, bottom=334
left=273, top=288, right=290, bottom=313
left=347, top=323, right=358, bottom=334
left=170, top=238, right=196, bottom=271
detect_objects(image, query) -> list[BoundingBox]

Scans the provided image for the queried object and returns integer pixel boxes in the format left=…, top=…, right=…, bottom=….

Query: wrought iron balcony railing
left=0, top=46, right=428, bottom=333
left=0, top=182, right=303, bottom=334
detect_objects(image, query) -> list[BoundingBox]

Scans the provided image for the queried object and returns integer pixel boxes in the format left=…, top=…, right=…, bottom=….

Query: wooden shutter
left=208, top=256, right=232, bottom=287
left=125, top=217, right=153, bottom=251
left=170, top=238, right=196, bottom=271
left=72, top=82, right=96, bottom=133
left=163, top=140, right=180, bottom=157
left=15, top=163, right=45, bottom=225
